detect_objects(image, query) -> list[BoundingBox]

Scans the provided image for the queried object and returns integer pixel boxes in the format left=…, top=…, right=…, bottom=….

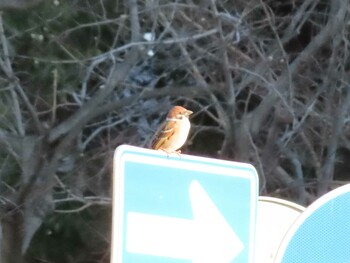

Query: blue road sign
left=274, top=184, right=350, bottom=263
left=111, top=145, right=258, bottom=263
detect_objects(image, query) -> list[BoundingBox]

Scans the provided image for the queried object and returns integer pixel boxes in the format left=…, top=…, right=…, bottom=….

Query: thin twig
left=51, top=69, right=58, bottom=127
left=0, top=15, right=24, bottom=136
left=0, top=14, right=44, bottom=135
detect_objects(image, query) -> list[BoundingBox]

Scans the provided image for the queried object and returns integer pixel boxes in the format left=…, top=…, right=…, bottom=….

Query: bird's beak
left=186, top=110, right=193, bottom=117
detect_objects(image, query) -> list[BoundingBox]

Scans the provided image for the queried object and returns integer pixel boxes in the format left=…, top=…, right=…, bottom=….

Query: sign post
left=112, top=145, right=258, bottom=263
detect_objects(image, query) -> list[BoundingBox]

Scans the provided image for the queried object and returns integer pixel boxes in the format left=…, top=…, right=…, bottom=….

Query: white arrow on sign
left=126, top=180, right=244, bottom=263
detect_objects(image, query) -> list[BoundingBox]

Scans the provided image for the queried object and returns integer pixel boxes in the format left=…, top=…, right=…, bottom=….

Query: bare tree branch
left=48, top=62, right=133, bottom=142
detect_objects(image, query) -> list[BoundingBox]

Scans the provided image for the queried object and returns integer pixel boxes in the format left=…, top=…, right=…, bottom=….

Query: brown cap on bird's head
left=167, top=106, right=193, bottom=118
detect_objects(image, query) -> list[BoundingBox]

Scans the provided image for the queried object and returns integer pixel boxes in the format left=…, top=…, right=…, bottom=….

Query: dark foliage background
left=0, top=0, right=350, bottom=262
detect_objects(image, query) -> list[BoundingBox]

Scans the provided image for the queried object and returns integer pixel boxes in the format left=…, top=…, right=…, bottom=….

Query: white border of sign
left=255, top=197, right=305, bottom=263
left=258, top=196, right=305, bottom=212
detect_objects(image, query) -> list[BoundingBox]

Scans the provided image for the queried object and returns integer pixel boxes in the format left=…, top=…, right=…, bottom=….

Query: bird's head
left=167, top=106, right=193, bottom=120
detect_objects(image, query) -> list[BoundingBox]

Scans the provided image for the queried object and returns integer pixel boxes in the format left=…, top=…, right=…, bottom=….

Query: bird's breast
left=171, top=118, right=190, bottom=149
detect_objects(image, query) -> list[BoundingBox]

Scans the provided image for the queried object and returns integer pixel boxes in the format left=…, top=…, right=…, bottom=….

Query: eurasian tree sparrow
left=150, top=106, right=193, bottom=153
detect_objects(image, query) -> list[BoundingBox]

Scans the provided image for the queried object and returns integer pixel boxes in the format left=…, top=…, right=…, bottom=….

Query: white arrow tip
left=190, top=180, right=244, bottom=263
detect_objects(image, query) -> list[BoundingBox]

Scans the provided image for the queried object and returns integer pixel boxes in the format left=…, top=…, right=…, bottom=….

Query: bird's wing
left=150, top=121, right=175, bottom=149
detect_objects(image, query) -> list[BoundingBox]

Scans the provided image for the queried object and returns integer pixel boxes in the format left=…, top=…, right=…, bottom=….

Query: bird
left=150, top=106, right=193, bottom=153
